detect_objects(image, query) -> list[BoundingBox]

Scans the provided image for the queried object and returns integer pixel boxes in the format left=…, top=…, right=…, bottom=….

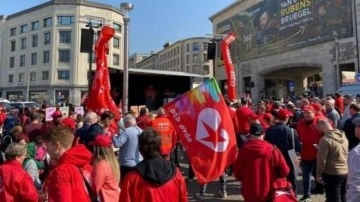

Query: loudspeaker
left=80, top=29, right=94, bottom=53
left=207, top=43, right=216, bottom=60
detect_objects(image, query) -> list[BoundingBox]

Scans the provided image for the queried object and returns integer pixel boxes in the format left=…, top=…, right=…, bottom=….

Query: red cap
left=248, top=112, right=259, bottom=120
left=89, top=135, right=112, bottom=148
left=277, top=109, right=293, bottom=120
left=312, top=103, right=323, bottom=112
left=52, top=110, right=62, bottom=118
left=303, top=105, right=315, bottom=113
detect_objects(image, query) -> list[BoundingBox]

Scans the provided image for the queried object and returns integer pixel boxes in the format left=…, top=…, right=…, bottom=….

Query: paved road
left=180, top=163, right=326, bottom=201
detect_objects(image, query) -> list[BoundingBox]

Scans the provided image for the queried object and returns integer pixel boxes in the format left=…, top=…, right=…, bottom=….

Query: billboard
left=216, top=0, right=353, bottom=62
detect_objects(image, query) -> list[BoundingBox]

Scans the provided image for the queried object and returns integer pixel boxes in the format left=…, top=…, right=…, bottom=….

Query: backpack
left=271, top=178, right=297, bottom=202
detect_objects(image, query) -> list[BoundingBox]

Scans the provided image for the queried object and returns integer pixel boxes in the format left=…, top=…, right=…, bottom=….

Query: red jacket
left=136, top=115, right=152, bottom=130
left=335, top=96, right=344, bottom=115
left=120, top=167, right=187, bottom=202
left=151, top=115, right=176, bottom=155
left=234, top=139, right=289, bottom=202
left=46, top=145, right=92, bottom=202
left=0, top=160, right=38, bottom=202
left=296, top=117, right=322, bottom=160
left=235, top=106, right=253, bottom=134
left=228, top=106, right=239, bottom=133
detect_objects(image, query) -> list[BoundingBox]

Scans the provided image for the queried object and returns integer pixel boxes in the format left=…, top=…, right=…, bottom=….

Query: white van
left=336, top=83, right=360, bottom=96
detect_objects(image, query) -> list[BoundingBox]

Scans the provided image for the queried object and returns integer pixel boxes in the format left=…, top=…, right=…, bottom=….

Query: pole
left=26, top=69, right=30, bottom=101
left=335, top=35, right=340, bottom=89
left=354, top=0, right=360, bottom=72
left=87, top=26, right=94, bottom=98
left=122, top=18, right=130, bottom=114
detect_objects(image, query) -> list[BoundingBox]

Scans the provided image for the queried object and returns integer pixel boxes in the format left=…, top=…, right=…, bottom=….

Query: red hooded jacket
left=234, top=139, right=289, bottom=202
left=120, top=157, right=187, bottom=202
left=45, top=145, right=92, bottom=202
left=0, top=160, right=38, bottom=202
left=296, top=117, right=322, bottom=160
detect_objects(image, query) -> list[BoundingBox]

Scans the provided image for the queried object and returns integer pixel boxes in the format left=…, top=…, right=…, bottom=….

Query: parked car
left=0, top=102, right=15, bottom=112
left=9, top=102, right=41, bottom=110
left=336, top=83, right=360, bottom=96
left=0, top=98, right=10, bottom=103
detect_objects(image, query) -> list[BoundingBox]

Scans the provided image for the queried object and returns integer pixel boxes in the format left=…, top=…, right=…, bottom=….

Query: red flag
left=164, top=78, right=237, bottom=184
left=87, top=26, right=120, bottom=121
left=220, top=32, right=237, bottom=100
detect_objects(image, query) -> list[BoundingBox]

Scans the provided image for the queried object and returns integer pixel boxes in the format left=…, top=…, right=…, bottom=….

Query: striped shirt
left=347, top=144, right=360, bottom=202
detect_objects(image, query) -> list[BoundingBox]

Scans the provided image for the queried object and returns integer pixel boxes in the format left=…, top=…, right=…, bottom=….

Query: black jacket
left=343, top=113, right=360, bottom=150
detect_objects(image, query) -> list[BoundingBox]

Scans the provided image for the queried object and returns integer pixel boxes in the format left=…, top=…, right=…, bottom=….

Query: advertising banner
left=216, top=0, right=353, bottom=62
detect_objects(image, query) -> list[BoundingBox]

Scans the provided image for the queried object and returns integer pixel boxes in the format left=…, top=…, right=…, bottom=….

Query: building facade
left=134, top=37, right=213, bottom=78
left=0, top=0, right=124, bottom=105
left=129, top=53, right=150, bottom=69
left=210, top=0, right=360, bottom=102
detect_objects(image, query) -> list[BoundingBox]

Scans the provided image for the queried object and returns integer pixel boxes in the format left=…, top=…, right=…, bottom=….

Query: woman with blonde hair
left=90, top=135, right=120, bottom=202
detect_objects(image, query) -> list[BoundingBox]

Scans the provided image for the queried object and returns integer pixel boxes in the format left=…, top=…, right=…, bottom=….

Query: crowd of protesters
left=0, top=92, right=359, bottom=202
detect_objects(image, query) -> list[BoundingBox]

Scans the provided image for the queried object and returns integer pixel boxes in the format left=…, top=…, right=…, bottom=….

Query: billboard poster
left=216, top=0, right=353, bottom=62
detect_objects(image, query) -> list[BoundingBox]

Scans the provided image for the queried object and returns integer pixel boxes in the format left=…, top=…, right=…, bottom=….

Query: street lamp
left=121, top=2, right=133, bottom=115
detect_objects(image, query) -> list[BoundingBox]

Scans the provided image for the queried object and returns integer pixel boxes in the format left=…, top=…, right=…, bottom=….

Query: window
left=10, top=28, right=16, bottom=36
left=31, top=53, right=37, bottom=65
left=58, top=70, right=70, bottom=80
left=32, top=35, right=38, bottom=47
left=193, top=54, right=199, bottom=63
left=57, top=16, right=74, bottom=25
left=113, top=54, right=120, bottom=66
left=192, top=42, right=200, bottom=51
left=10, top=57, right=15, bottom=68
left=31, top=21, right=39, bottom=30
left=203, top=53, right=208, bottom=62
left=42, top=71, right=49, bottom=80
left=59, top=50, right=70, bottom=62
left=59, top=31, right=71, bottom=43
left=21, top=38, right=26, bottom=49
left=113, top=37, right=120, bottom=48
left=30, top=72, right=36, bottom=81
left=43, top=51, right=50, bottom=63
left=44, top=17, right=52, bottom=27
left=113, top=23, right=121, bottom=32
left=11, top=40, right=16, bottom=52
left=186, top=55, right=190, bottom=64
left=44, top=32, right=51, bottom=45
left=20, top=55, right=26, bottom=67
left=203, top=42, right=208, bottom=50
left=19, top=73, right=25, bottom=82
left=9, top=75, right=14, bottom=83
left=20, top=24, right=28, bottom=33
left=203, top=65, right=210, bottom=74
left=186, top=44, right=190, bottom=52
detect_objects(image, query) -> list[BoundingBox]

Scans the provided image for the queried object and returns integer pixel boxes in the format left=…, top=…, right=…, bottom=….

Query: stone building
left=210, top=0, right=359, bottom=102
left=0, top=0, right=124, bottom=105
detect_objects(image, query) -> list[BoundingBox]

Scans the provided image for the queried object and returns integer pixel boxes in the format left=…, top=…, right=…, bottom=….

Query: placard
left=45, top=107, right=57, bottom=121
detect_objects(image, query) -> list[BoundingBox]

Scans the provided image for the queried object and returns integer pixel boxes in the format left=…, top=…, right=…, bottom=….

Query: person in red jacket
left=0, top=143, right=38, bottom=202
left=136, top=107, right=152, bottom=130
left=334, top=93, right=344, bottom=116
left=233, top=123, right=289, bottom=202
left=120, top=128, right=187, bottom=202
left=235, top=98, right=253, bottom=147
left=151, top=107, right=176, bottom=160
left=0, top=106, right=6, bottom=134
left=40, top=110, right=63, bottom=136
left=43, top=125, right=92, bottom=202
left=296, top=105, right=324, bottom=201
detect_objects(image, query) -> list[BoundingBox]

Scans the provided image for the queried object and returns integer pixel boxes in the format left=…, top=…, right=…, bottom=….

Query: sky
left=0, top=0, right=235, bottom=54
